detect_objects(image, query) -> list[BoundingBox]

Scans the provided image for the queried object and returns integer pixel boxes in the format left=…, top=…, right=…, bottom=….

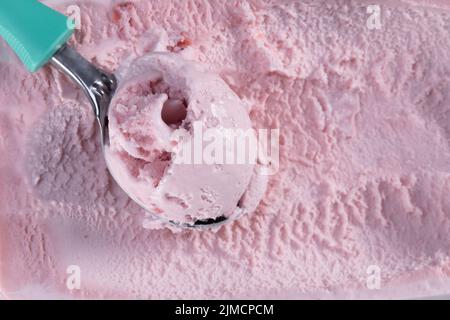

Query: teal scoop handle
left=0, top=0, right=74, bottom=72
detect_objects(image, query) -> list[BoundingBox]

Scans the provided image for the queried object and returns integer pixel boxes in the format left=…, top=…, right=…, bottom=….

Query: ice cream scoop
left=0, top=0, right=265, bottom=229
left=0, top=1, right=117, bottom=146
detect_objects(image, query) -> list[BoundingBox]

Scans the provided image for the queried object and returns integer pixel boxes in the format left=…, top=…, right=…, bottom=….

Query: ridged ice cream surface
left=1, top=0, right=450, bottom=299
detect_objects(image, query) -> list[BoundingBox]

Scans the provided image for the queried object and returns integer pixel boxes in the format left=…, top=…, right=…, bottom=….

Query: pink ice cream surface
left=105, top=53, right=264, bottom=226
left=1, top=0, right=450, bottom=299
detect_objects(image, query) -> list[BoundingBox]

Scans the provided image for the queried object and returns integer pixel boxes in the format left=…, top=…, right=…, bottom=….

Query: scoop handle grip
left=0, top=0, right=74, bottom=72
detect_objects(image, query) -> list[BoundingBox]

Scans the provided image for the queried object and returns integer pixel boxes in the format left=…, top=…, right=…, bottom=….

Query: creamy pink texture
left=1, top=0, right=450, bottom=299
left=106, top=53, right=265, bottom=226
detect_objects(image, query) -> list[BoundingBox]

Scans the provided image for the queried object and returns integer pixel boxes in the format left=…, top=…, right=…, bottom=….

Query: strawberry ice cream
left=1, top=0, right=450, bottom=299
left=106, top=52, right=266, bottom=227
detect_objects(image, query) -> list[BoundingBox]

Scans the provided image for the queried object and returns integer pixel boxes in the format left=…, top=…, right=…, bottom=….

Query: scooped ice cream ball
left=105, top=53, right=266, bottom=227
